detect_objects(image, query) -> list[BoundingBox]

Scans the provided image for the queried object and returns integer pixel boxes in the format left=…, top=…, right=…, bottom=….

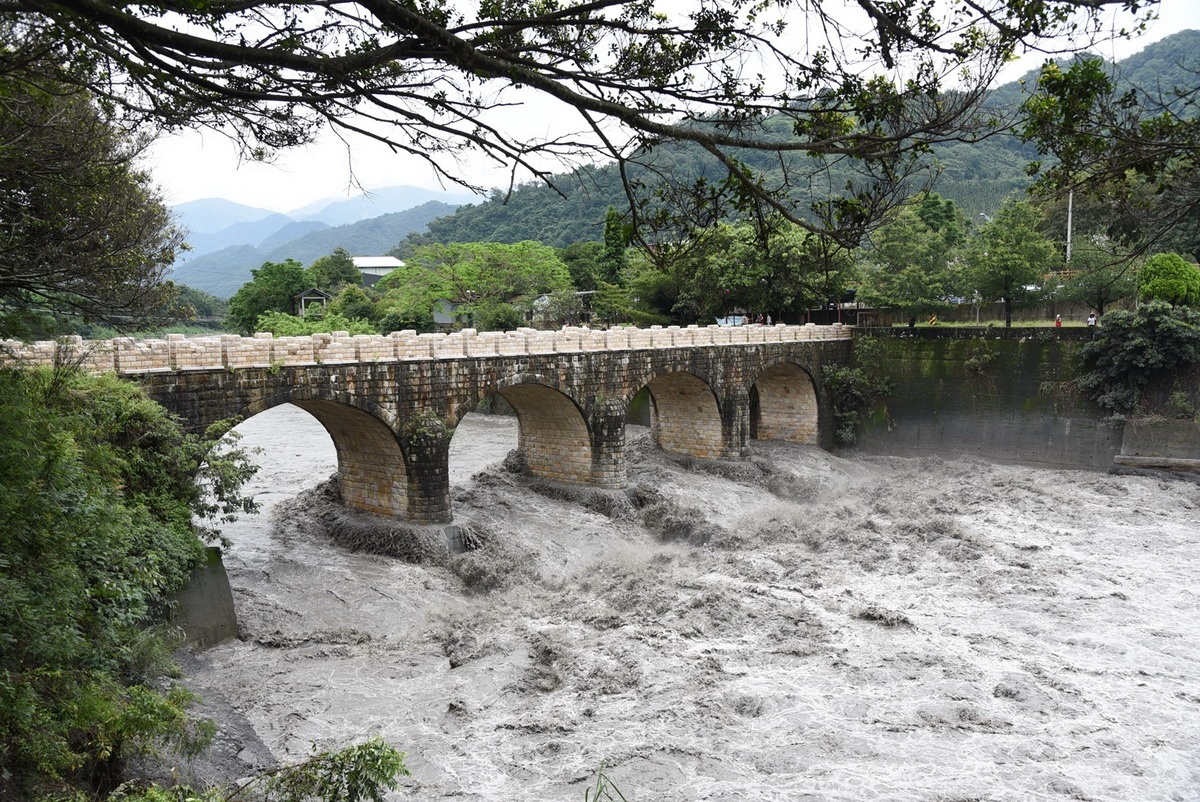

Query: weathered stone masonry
left=2, top=324, right=852, bottom=523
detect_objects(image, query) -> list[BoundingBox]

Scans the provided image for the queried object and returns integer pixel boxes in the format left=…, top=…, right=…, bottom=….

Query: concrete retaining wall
left=854, top=328, right=1200, bottom=471
left=854, top=329, right=1124, bottom=470
left=169, top=548, right=238, bottom=649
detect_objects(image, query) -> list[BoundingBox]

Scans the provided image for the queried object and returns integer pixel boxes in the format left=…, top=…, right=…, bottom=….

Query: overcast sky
left=145, top=0, right=1199, bottom=215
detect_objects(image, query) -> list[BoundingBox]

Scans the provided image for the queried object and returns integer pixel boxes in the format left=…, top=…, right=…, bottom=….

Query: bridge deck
left=1, top=323, right=851, bottom=374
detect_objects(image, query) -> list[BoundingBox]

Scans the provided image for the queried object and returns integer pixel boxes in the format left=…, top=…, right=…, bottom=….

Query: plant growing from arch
left=822, top=337, right=894, bottom=445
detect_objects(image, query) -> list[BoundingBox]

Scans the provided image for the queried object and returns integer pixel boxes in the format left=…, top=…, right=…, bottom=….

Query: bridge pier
left=401, top=417, right=454, bottom=524
left=589, top=399, right=628, bottom=488
left=725, top=385, right=752, bottom=458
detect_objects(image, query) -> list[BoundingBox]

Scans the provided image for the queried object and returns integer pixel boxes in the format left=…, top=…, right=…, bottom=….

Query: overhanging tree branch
left=2, top=0, right=1149, bottom=242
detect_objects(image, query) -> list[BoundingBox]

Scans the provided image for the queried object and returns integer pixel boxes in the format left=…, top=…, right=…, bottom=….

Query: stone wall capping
left=0, top=324, right=851, bottom=373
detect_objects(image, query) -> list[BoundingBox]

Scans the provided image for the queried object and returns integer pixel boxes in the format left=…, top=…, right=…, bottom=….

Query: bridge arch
left=749, top=360, right=819, bottom=444
left=246, top=389, right=411, bottom=518
left=635, top=370, right=727, bottom=459
left=490, top=376, right=594, bottom=485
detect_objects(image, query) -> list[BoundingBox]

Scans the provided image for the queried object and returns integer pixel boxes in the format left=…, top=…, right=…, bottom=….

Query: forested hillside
left=410, top=30, right=1197, bottom=250
left=413, top=118, right=1037, bottom=249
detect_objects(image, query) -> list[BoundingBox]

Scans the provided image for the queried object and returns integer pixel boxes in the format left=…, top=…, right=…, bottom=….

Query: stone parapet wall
left=1, top=323, right=850, bottom=375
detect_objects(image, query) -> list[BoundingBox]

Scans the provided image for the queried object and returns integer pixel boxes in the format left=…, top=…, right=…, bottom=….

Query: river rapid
left=175, top=404, right=1200, bottom=801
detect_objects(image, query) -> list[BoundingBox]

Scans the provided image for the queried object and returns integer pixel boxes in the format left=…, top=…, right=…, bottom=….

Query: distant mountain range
left=169, top=186, right=479, bottom=297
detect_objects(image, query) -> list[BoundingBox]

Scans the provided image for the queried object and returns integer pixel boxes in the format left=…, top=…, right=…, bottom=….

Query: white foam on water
left=192, top=403, right=1200, bottom=801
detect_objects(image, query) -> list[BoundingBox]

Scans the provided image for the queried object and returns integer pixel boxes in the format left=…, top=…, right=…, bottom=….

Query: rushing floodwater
left=176, top=403, right=1200, bottom=801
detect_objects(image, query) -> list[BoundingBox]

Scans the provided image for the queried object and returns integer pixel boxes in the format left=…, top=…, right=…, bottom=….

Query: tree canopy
left=1020, top=43, right=1200, bottom=256
left=225, top=259, right=310, bottom=334
left=4, top=0, right=1151, bottom=244
left=1139, top=252, right=1200, bottom=306
left=1054, top=236, right=1139, bottom=315
left=307, top=247, right=363, bottom=291
left=376, top=240, right=571, bottom=330
left=966, top=200, right=1057, bottom=327
left=1078, top=301, right=1200, bottom=413
left=0, top=68, right=183, bottom=336
left=856, top=193, right=966, bottom=318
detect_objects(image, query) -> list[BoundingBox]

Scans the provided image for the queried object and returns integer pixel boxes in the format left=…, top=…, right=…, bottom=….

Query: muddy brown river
left=173, top=404, right=1200, bottom=801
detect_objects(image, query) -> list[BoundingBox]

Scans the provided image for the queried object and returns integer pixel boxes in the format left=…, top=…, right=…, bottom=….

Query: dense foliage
left=0, top=70, right=183, bottom=337
left=306, top=249, right=363, bottom=292
left=1021, top=33, right=1200, bottom=257
left=376, top=241, right=573, bottom=331
left=822, top=338, right=894, bottom=445
left=255, top=311, right=376, bottom=336
left=856, top=193, right=967, bottom=319
left=0, top=366, right=257, bottom=797
left=225, top=260, right=311, bottom=334
left=1138, top=253, right=1200, bottom=306
left=1077, top=301, right=1200, bottom=415
left=965, top=200, right=1058, bottom=327
left=641, top=217, right=853, bottom=324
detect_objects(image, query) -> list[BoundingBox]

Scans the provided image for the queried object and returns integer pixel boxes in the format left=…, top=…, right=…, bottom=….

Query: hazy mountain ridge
left=169, top=183, right=481, bottom=296
left=172, top=198, right=278, bottom=235
left=173, top=185, right=480, bottom=260
left=170, top=201, right=464, bottom=297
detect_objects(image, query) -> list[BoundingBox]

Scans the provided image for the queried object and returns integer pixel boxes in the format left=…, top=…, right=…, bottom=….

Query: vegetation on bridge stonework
left=822, top=338, right=895, bottom=446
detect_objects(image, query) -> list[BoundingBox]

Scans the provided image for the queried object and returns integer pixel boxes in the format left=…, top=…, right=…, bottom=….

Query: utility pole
left=1065, top=189, right=1074, bottom=265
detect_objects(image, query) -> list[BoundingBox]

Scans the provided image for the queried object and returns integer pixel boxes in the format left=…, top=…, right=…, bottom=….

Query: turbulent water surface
left=179, top=404, right=1200, bottom=801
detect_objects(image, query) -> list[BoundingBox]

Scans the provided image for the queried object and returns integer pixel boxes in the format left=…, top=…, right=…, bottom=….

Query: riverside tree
left=966, top=200, right=1057, bottom=327
left=4, top=0, right=1153, bottom=247
left=1053, top=236, right=1139, bottom=315
left=856, top=194, right=967, bottom=321
left=1078, top=301, right=1200, bottom=414
left=0, top=65, right=183, bottom=337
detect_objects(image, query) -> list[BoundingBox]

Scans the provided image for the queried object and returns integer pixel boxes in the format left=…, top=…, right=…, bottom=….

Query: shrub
left=823, top=337, right=894, bottom=445
left=1139, top=252, right=1200, bottom=306
left=1077, top=301, right=1200, bottom=413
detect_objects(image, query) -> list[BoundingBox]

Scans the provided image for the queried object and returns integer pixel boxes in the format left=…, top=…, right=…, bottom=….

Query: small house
left=353, top=256, right=405, bottom=287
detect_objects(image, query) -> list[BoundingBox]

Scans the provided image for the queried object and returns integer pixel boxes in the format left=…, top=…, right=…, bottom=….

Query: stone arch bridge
left=4, top=324, right=852, bottom=523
